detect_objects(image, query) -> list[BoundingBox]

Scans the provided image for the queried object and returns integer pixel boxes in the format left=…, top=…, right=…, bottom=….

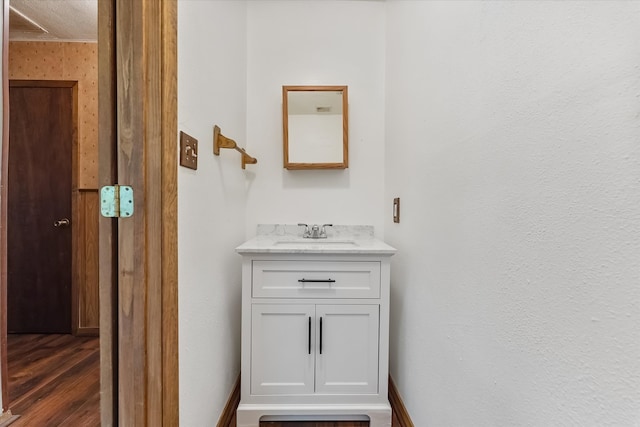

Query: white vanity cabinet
left=236, top=226, right=395, bottom=427
left=251, top=303, right=379, bottom=396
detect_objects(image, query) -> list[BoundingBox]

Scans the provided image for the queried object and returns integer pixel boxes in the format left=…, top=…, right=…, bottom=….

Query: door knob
left=53, top=218, right=70, bottom=227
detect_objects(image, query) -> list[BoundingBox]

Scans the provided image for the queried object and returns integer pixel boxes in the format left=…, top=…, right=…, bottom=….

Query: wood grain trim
left=97, top=0, right=117, bottom=425
left=85, top=198, right=99, bottom=330
left=72, top=189, right=80, bottom=336
left=74, top=190, right=99, bottom=336
left=389, top=376, right=414, bottom=427
left=113, top=0, right=178, bottom=425
left=216, top=375, right=241, bottom=427
left=97, top=1, right=177, bottom=424
left=75, top=327, right=99, bottom=336
left=1, top=0, right=9, bottom=412
left=144, top=0, right=164, bottom=425
left=8, top=80, right=78, bottom=88
left=68, top=82, right=80, bottom=338
left=115, top=0, right=146, bottom=423
left=160, top=0, right=179, bottom=425
left=283, top=163, right=348, bottom=170
left=282, top=85, right=349, bottom=170
left=70, top=81, right=80, bottom=337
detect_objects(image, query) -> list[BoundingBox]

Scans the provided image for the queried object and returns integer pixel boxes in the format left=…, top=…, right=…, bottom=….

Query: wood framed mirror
left=283, top=85, right=348, bottom=170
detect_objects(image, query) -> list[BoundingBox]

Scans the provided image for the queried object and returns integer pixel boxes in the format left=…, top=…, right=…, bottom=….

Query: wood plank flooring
left=6, top=334, right=100, bottom=427
left=6, top=334, right=402, bottom=427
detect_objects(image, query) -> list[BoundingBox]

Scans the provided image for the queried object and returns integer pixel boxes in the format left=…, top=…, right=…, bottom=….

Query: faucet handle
left=298, top=223, right=310, bottom=238
left=320, top=224, right=333, bottom=238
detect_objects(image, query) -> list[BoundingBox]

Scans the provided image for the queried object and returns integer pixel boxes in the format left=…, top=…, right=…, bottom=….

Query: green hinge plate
left=100, top=185, right=134, bottom=218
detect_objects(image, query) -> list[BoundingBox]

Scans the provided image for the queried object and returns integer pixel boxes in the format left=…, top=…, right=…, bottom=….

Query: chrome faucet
left=298, top=223, right=333, bottom=239
left=298, top=223, right=311, bottom=238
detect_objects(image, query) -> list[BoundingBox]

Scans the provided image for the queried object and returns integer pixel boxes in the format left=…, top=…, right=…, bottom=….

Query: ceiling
left=9, top=0, right=97, bottom=42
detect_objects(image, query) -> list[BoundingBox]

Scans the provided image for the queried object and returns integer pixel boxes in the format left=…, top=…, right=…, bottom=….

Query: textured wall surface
left=245, top=0, right=386, bottom=237
left=178, top=4, right=386, bottom=423
left=177, top=2, right=247, bottom=425
left=384, top=1, right=640, bottom=425
left=177, top=1, right=640, bottom=424
left=9, top=41, right=97, bottom=189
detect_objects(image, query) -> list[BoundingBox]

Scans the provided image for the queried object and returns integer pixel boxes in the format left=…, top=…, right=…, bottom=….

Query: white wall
left=177, top=2, right=386, bottom=423
left=245, top=1, right=386, bottom=237
left=385, top=1, right=640, bottom=425
left=177, top=1, right=247, bottom=425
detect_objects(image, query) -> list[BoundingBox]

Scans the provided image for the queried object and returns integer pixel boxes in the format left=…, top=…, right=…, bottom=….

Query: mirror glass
left=283, top=86, right=348, bottom=169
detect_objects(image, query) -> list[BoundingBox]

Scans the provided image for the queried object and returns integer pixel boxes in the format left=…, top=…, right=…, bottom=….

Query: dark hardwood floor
left=6, top=334, right=402, bottom=427
left=7, top=334, right=100, bottom=426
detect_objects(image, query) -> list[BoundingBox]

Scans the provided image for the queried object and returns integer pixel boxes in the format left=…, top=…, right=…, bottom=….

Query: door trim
left=98, top=1, right=117, bottom=423
left=159, top=1, right=179, bottom=423
left=1, top=0, right=9, bottom=411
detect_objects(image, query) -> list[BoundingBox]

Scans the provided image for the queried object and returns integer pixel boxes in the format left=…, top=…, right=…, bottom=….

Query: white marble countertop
left=236, top=224, right=397, bottom=255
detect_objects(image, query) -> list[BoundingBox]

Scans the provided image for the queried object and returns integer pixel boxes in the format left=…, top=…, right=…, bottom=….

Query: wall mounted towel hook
left=213, top=125, right=257, bottom=169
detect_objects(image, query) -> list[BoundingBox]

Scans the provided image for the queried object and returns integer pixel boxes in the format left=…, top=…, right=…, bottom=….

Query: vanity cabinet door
left=251, top=304, right=315, bottom=395
left=315, top=305, right=380, bottom=395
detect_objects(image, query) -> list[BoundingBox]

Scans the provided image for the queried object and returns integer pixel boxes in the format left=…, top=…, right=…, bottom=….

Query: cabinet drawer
left=252, top=260, right=381, bottom=299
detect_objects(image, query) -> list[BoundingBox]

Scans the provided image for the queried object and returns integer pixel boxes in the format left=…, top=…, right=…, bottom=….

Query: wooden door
left=98, top=1, right=179, bottom=424
left=7, top=82, right=75, bottom=334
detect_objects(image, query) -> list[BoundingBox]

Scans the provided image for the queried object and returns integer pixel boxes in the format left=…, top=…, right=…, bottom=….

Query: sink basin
left=273, top=240, right=358, bottom=247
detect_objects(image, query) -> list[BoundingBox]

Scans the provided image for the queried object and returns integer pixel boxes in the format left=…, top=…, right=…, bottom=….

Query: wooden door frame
left=1, top=0, right=178, bottom=424
left=1, top=0, right=9, bottom=411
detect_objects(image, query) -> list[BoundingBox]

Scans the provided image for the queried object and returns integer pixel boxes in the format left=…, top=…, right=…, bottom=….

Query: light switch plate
left=179, top=131, right=198, bottom=170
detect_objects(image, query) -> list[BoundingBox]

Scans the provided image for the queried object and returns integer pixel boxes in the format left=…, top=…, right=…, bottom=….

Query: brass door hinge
left=100, top=185, right=134, bottom=218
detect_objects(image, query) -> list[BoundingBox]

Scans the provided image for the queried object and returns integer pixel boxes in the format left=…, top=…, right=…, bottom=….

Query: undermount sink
left=273, top=240, right=358, bottom=247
